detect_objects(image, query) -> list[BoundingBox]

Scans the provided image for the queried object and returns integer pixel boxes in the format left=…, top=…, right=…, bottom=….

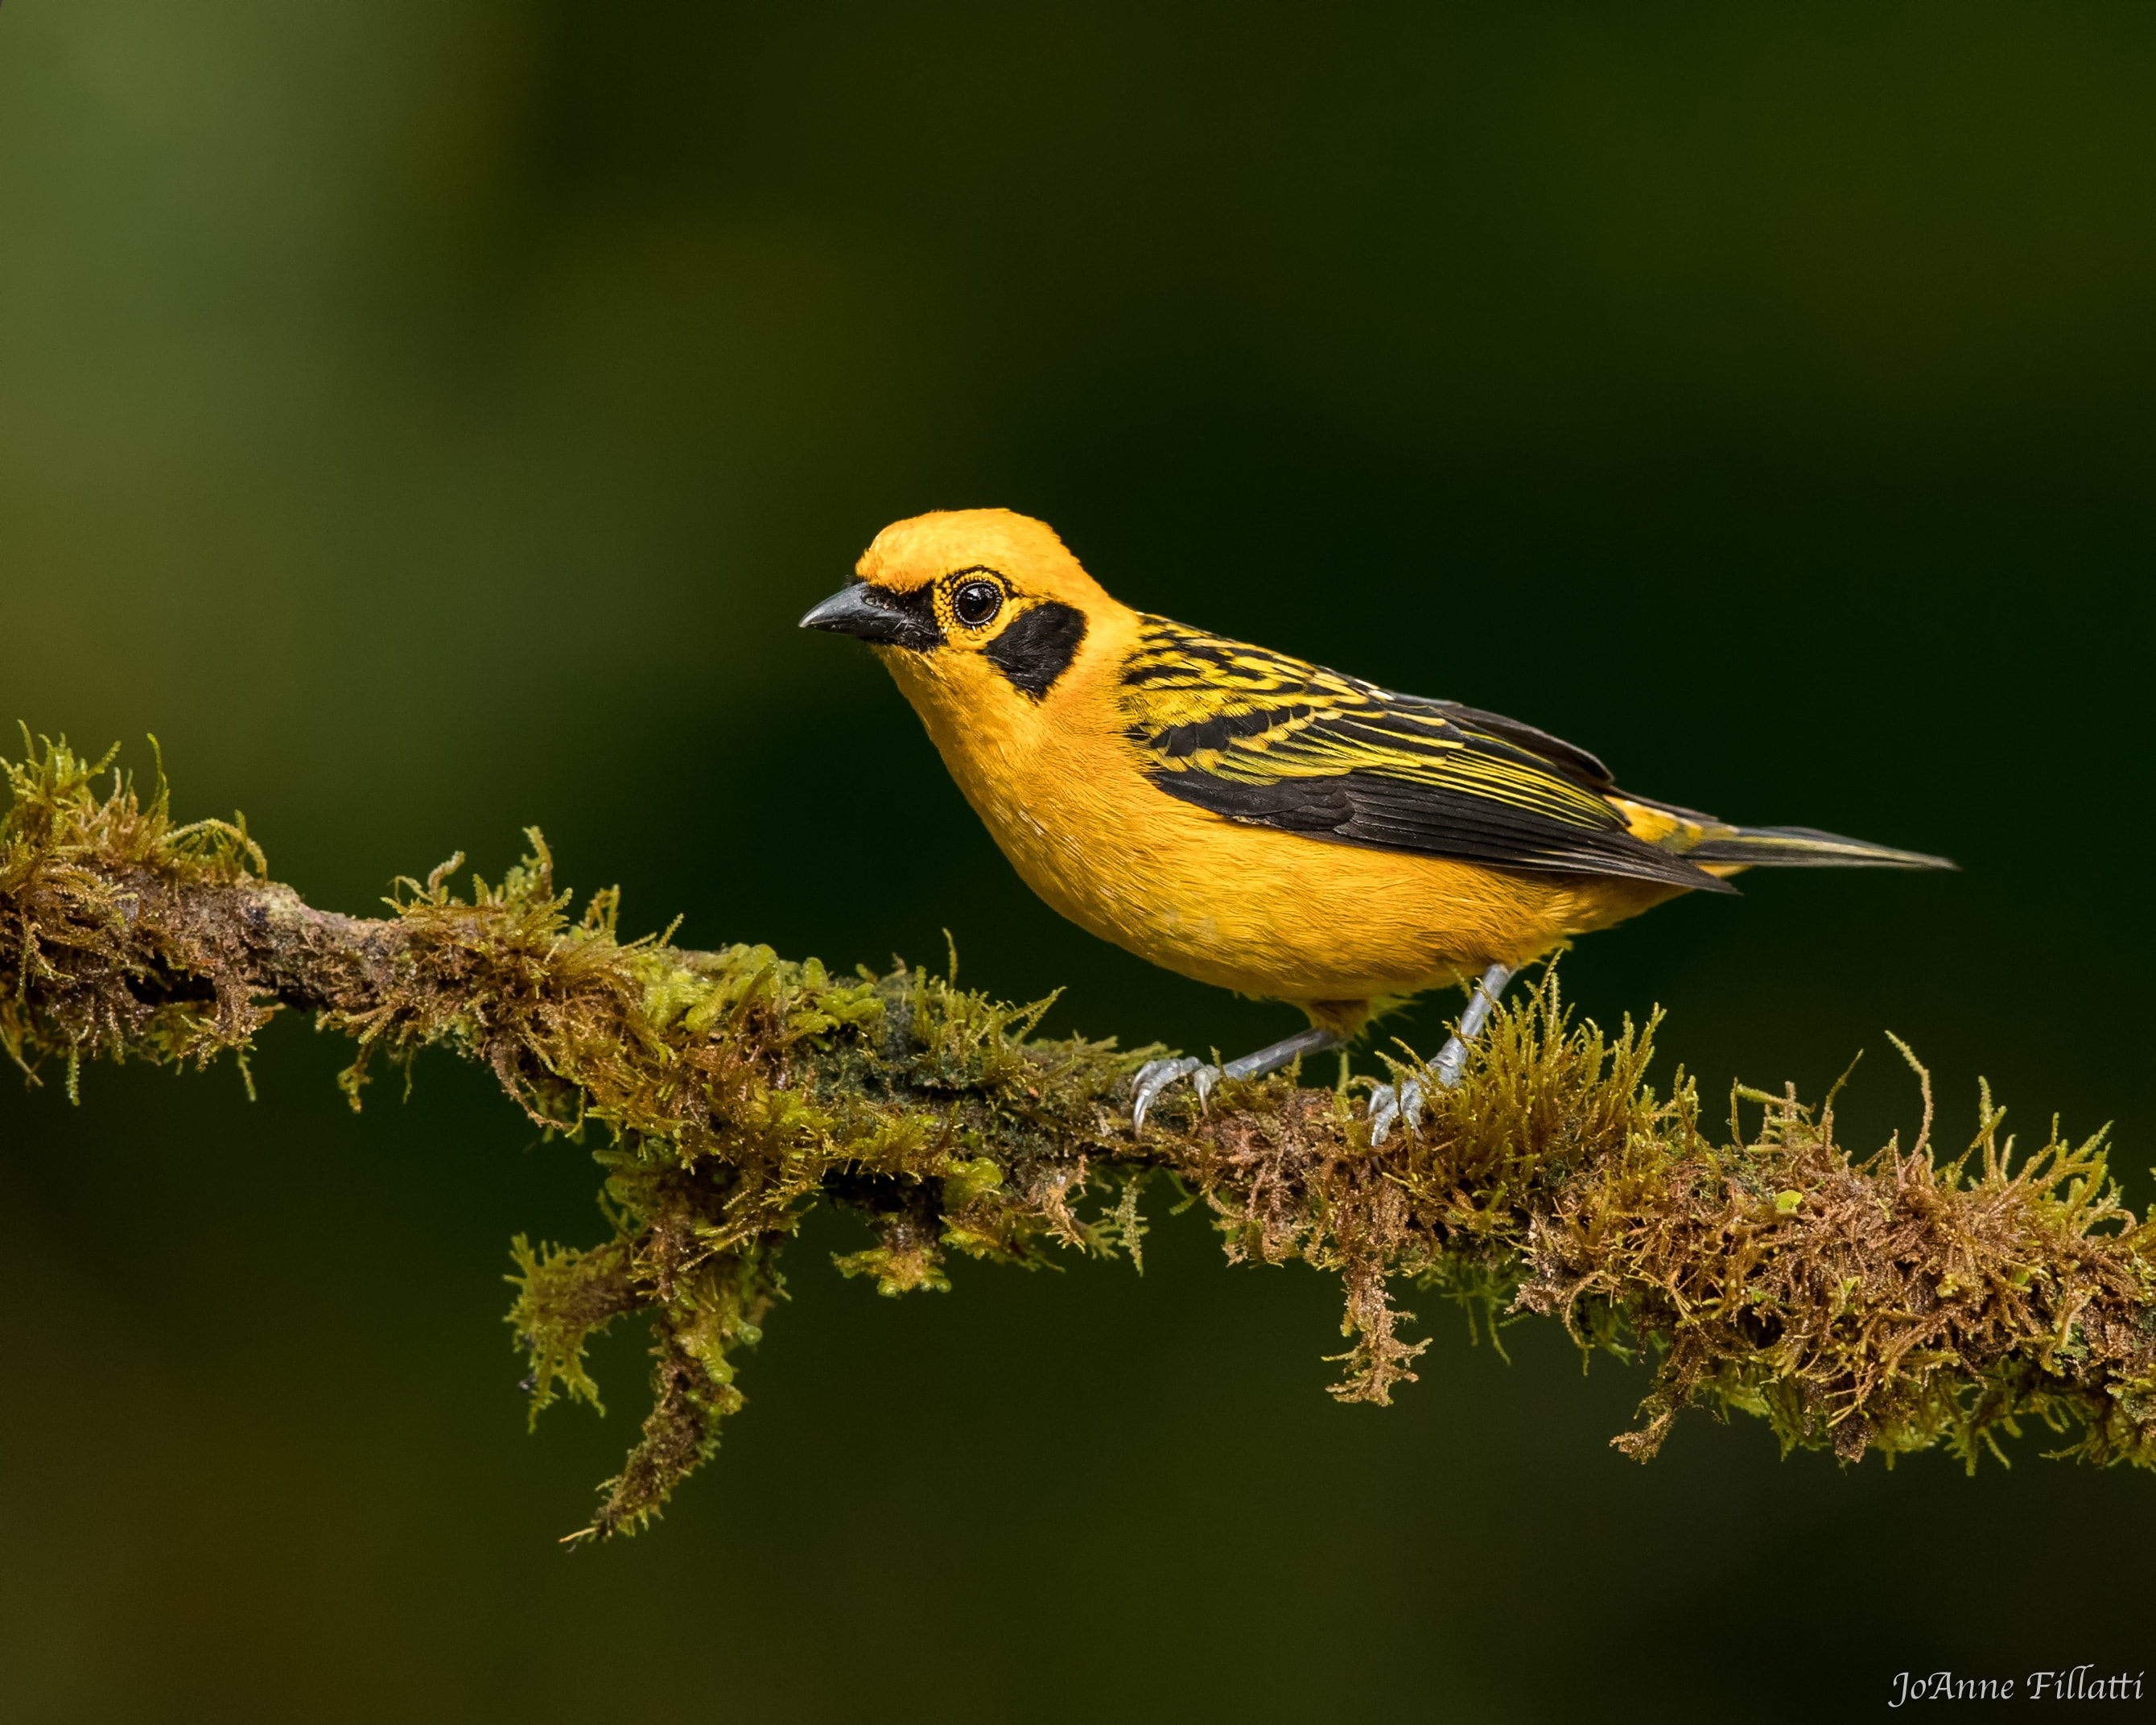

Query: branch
left=6, top=737, right=2153, bottom=1541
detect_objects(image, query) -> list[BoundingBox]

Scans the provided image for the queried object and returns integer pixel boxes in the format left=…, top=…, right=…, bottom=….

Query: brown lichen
left=5, top=736, right=2152, bottom=1541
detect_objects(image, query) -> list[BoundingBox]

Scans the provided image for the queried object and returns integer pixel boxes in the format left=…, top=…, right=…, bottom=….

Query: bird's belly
left=967, top=768, right=1676, bottom=1004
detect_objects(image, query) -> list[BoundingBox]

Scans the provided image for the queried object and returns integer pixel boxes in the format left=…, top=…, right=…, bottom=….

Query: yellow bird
left=802, top=508, right=1952, bottom=1137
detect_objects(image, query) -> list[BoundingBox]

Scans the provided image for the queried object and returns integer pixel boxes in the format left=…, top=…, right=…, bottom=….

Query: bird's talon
left=1368, top=1081, right=1400, bottom=1146
left=1367, top=1072, right=1429, bottom=1147
left=1131, top=1056, right=1221, bottom=1130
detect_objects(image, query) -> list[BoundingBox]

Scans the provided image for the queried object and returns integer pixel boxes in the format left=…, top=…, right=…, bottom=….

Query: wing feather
left=1118, top=617, right=1730, bottom=892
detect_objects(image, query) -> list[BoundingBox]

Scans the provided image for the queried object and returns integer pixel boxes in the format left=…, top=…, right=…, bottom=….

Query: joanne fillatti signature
left=1890, top=1668, right=2146, bottom=1706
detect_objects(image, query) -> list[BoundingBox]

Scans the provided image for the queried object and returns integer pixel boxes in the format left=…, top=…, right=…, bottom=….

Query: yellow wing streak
left=1119, top=618, right=1620, bottom=832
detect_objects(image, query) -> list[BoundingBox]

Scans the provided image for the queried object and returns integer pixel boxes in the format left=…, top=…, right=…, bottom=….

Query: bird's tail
left=1610, top=795, right=1954, bottom=874
left=1679, top=823, right=1954, bottom=871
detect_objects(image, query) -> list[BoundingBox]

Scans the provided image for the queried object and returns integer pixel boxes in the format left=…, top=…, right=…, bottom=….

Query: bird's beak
left=798, top=582, right=909, bottom=644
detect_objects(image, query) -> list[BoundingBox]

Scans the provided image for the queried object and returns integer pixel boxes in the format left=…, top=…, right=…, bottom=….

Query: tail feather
left=1680, top=824, right=1956, bottom=871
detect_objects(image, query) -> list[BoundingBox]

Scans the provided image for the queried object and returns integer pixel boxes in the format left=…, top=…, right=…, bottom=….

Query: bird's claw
left=1367, top=1076, right=1426, bottom=1147
left=1132, top=1055, right=1220, bottom=1130
left=1367, top=1030, right=1473, bottom=1144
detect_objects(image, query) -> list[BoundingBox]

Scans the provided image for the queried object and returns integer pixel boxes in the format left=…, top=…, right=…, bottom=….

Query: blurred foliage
left=2, top=2, right=2152, bottom=1719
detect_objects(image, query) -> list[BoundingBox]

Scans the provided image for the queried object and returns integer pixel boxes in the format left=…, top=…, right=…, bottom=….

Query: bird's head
left=799, top=509, right=1116, bottom=708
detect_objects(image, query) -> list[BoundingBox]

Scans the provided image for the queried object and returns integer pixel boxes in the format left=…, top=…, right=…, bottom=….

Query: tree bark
left=6, top=740, right=2151, bottom=1540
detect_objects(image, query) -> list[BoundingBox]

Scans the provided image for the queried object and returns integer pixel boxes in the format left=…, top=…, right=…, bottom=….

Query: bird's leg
left=1435, top=961, right=1515, bottom=1084
left=1367, top=963, right=1517, bottom=1146
left=1132, top=1025, right=1345, bottom=1131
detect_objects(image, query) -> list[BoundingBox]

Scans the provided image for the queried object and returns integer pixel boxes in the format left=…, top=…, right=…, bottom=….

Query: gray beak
left=799, top=582, right=910, bottom=644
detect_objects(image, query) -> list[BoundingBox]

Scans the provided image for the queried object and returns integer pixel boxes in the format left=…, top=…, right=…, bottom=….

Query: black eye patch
left=983, top=601, right=1088, bottom=698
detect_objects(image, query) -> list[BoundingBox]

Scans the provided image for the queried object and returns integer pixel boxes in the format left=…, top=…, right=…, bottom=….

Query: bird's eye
left=953, top=579, right=1003, bottom=627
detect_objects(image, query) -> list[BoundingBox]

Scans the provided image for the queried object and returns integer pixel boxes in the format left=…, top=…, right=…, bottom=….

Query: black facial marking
left=983, top=600, right=1088, bottom=698
left=860, top=583, right=942, bottom=653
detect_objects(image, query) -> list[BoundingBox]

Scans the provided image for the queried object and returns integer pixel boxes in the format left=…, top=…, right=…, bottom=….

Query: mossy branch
left=6, top=738, right=2153, bottom=1541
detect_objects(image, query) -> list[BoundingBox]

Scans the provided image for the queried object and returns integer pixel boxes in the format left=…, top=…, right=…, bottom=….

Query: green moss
left=6, top=735, right=2154, bottom=1541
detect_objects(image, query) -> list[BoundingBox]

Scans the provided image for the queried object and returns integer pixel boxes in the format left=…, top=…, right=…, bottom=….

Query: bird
left=801, top=508, right=1952, bottom=1141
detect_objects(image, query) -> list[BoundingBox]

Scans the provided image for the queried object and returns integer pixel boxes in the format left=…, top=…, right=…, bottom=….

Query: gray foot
left=1367, top=1074, right=1427, bottom=1146
left=1366, top=963, right=1516, bottom=1146
left=1132, top=1056, right=1220, bottom=1131
left=1130, top=1023, right=1346, bottom=1131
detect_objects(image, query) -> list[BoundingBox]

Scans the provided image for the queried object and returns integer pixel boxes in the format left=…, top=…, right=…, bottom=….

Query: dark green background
left=3, top=4, right=2150, bottom=1719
